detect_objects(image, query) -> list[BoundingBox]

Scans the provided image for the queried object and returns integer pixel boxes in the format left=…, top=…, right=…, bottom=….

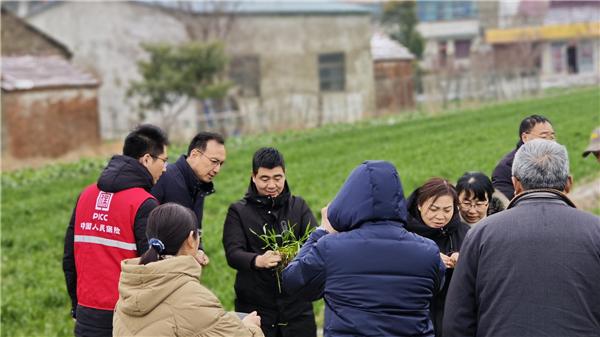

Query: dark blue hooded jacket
left=283, top=161, right=445, bottom=337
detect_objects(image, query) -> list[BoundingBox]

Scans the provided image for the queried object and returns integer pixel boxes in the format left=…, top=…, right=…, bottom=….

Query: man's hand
left=255, top=250, right=281, bottom=269
left=242, top=311, right=261, bottom=327
left=320, top=206, right=337, bottom=234
left=450, top=252, right=460, bottom=265
left=440, top=253, right=456, bottom=269
left=194, top=250, right=210, bottom=266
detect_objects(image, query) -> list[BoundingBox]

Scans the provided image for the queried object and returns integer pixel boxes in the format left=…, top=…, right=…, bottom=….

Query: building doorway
left=567, top=45, right=578, bottom=74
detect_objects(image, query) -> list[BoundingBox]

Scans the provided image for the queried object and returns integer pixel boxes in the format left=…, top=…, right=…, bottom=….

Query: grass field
left=2, top=87, right=599, bottom=336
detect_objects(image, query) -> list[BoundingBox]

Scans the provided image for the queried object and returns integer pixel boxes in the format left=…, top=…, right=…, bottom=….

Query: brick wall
left=2, top=88, right=100, bottom=158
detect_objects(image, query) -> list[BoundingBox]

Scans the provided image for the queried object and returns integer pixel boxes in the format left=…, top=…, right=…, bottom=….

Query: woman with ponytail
left=113, top=203, right=264, bottom=337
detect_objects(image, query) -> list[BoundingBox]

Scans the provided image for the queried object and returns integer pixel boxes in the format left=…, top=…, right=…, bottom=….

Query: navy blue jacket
left=151, top=155, right=214, bottom=236
left=491, top=140, right=523, bottom=200
left=283, top=161, right=445, bottom=337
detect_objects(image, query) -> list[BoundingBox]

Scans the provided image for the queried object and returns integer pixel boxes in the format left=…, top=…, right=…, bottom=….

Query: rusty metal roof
left=371, top=33, right=415, bottom=61
left=1, top=55, right=99, bottom=91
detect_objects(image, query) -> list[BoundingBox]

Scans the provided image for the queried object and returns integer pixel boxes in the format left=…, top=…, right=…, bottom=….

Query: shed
left=371, top=33, right=415, bottom=113
left=1, top=56, right=100, bottom=158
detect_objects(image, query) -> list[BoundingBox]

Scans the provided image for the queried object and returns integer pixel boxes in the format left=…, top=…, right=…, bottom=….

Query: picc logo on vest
left=95, top=191, right=114, bottom=211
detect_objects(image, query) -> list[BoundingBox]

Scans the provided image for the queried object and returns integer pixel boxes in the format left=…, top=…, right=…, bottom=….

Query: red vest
left=74, top=184, right=153, bottom=310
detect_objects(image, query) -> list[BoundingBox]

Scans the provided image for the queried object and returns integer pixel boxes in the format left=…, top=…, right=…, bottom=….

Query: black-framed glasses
left=197, top=150, right=224, bottom=168
left=151, top=155, right=169, bottom=165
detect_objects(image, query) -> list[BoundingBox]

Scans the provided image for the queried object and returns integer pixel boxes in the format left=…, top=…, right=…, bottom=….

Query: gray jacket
left=443, top=190, right=600, bottom=337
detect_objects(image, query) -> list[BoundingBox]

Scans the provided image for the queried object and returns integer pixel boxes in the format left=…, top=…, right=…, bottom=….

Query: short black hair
left=456, top=172, right=494, bottom=202
left=187, top=132, right=225, bottom=156
left=252, top=147, right=285, bottom=174
left=519, top=115, right=552, bottom=138
left=122, top=124, right=169, bottom=159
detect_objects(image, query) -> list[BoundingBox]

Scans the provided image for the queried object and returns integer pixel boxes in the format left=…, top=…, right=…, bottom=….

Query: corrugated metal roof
left=153, top=0, right=371, bottom=15
left=1, top=55, right=99, bottom=91
left=371, top=33, right=414, bottom=61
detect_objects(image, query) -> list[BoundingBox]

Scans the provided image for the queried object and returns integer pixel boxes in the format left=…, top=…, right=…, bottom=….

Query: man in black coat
left=152, top=132, right=225, bottom=260
left=223, top=147, right=317, bottom=337
left=492, top=114, right=555, bottom=200
left=444, top=139, right=600, bottom=337
left=63, top=124, right=169, bottom=337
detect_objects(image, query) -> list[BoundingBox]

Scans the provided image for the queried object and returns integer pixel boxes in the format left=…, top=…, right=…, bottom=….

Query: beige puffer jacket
left=113, top=256, right=264, bottom=337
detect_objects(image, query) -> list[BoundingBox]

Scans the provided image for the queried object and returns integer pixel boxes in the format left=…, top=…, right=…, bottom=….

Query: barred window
left=318, top=53, right=345, bottom=92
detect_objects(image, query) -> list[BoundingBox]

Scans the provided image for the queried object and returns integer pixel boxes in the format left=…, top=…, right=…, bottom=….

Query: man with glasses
left=151, top=132, right=225, bottom=260
left=492, top=114, right=555, bottom=200
left=63, top=124, right=169, bottom=337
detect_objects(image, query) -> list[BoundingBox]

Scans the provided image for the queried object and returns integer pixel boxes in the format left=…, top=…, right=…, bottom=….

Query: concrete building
left=20, top=1, right=375, bottom=140
left=1, top=8, right=100, bottom=159
left=485, top=0, right=600, bottom=88
left=416, top=0, right=482, bottom=71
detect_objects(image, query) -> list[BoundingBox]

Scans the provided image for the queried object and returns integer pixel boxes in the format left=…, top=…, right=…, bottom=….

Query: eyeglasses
left=151, top=155, right=169, bottom=166
left=459, top=200, right=488, bottom=210
left=197, top=150, right=224, bottom=168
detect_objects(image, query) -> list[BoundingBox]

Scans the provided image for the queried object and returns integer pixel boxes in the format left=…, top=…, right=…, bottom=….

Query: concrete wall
left=2, top=88, right=100, bottom=158
left=1, top=10, right=69, bottom=57
left=28, top=2, right=191, bottom=139
left=225, top=14, right=375, bottom=132
left=28, top=3, right=375, bottom=139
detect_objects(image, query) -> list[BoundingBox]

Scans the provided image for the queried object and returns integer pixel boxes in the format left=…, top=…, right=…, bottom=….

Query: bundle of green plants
left=251, top=222, right=315, bottom=293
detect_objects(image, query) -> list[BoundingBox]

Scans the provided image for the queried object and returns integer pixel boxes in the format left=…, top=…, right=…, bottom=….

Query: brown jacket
left=113, top=256, right=264, bottom=337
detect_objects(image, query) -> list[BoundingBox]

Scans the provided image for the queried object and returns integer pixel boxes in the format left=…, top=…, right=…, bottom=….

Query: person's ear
left=512, top=176, right=523, bottom=195
left=564, top=175, right=573, bottom=194
left=521, top=132, right=529, bottom=143
left=139, top=153, right=151, bottom=168
left=186, top=230, right=197, bottom=250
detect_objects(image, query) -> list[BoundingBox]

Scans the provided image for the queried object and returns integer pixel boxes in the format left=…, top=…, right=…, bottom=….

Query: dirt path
left=570, top=176, right=600, bottom=212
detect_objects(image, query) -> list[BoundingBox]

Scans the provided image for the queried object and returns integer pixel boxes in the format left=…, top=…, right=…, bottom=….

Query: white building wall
left=28, top=2, right=192, bottom=139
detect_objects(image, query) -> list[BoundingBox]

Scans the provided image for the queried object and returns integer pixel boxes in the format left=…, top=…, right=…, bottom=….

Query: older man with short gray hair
left=443, top=139, right=600, bottom=337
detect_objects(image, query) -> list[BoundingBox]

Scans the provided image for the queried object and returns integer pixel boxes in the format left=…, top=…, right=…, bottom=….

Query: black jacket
left=405, top=190, right=470, bottom=337
left=151, top=155, right=214, bottom=236
left=491, top=141, right=523, bottom=200
left=222, top=180, right=317, bottom=337
left=63, top=155, right=158, bottom=329
left=444, top=190, right=600, bottom=337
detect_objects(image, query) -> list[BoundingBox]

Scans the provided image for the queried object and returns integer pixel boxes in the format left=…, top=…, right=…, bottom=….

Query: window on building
left=229, top=55, right=260, bottom=97
left=578, top=40, right=594, bottom=73
left=454, top=39, right=472, bottom=59
left=551, top=42, right=564, bottom=73
left=318, top=53, right=345, bottom=92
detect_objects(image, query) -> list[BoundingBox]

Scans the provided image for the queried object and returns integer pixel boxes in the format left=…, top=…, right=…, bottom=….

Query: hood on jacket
left=405, top=188, right=463, bottom=237
left=327, top=160, right=407, bottom=232
left=117, top=256, right=202, bottom=317
left=97, top=155, right=154, bottom=193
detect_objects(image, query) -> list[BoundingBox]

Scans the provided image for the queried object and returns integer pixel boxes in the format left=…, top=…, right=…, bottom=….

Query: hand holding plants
left=255, top=250, right=282, bottom=269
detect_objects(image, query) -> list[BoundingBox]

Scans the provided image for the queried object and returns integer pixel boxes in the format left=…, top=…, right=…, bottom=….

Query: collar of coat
left=175, top=155, right=215, bottom=198
left=244, top=178, right=291, bottom=210
left=508, top=188, right=576, bottom=209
